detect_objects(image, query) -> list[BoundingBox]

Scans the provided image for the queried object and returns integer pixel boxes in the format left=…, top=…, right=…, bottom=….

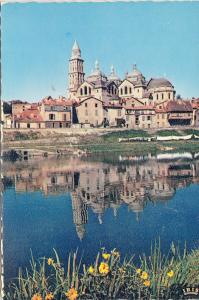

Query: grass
left=155, top=129, right=183, bottom=136
left=5, top=243, right=199, bottom=300
left=102, top=130, right=151, bottom=143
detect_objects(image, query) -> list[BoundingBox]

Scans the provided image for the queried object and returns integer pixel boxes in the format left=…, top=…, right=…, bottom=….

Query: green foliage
left=5, top=244, right=199, bottom=300
left=14, top=131, right=41, bottom=141
left=183, top=129, right=199, bottom=136
left=155, top=129, right=182, bottom=136
left=3, top=102, right=12, bottom=114
left=103, top=129, right=151, bottom=142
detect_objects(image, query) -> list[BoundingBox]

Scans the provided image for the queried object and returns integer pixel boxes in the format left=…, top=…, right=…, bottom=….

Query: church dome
left=87, top=60, right=107, bottom=82
left=126, top=64, right=145, bottom=84
left=147, top=78, right=173, bottom=89
left=108, top=65, right=121, bottom=82
left=127, top=64, right=142, bottom=77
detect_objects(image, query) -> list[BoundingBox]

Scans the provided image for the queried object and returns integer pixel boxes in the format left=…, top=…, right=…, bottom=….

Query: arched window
left=84, top=86, right=87, bottom=95
left=112, top=86, right=114, bottom=94
left=80, top=88, right=83, bottom=95
left=168, top=92, right=170, bottom=99
left=162, top=93, right=164, bottom=100
left=156, top=94, right=159, bottom=100
left=129, top=87, right=132, bottom=94
left=89, top=87, right=91, bottom=94
left=124, top=86, right=128, bottom=95
left=120, top=88, right=123, bottom=95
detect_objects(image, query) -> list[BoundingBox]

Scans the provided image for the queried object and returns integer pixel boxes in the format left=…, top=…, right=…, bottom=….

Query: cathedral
left=67, top=40, right=193, bottom=129
left=68, top=40, right=175, bottom=105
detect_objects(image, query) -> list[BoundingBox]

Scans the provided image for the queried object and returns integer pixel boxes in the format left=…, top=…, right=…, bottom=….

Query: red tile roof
left=15, top=108, right=43, bottom=122
left=166, top=100, right=193, bottom=112
left=40, top=96, right=73, bottom=106
left=125, top=105, right=154, bottom=110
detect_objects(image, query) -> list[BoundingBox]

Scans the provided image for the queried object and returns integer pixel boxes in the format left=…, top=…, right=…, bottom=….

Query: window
left=124, top=86, right=128, bottom=95
left=27, top=123, right=30, bottom=128
left=84, top=86, right=87, bottom=95
left=85, top=103, right=87, bottom=107
left=80, top=88, right=83, bottom=95
left=135, top=116, right=139, bottom=125
left=162, top=93, right=164, bottom=100
left=120, top=88, right=123, bottom=95
left=63, top=114, right=67, bottom=121
left=142, top=116, right=145, bottom=121
left=138, top=89, right=139, bottom=93
left=156, top=94, right=159, bottom=100
left=89, top=87, right=91, bottom=94
left=168, top=92, right=170, bottom=99
left=129, top=87, right=132, bottom=94
left=51, top=176, right=57, bottom=184
left=147, top=116, right=151, bottom=121
left=49, top=114, right=55, bottom=120
left=95, top=103, right=98, bottom=108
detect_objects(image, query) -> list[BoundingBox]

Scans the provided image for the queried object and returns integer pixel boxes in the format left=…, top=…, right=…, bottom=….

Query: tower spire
left=71, top=40, right=81, bottom=59
left=68, top=41, right=85, bottom=97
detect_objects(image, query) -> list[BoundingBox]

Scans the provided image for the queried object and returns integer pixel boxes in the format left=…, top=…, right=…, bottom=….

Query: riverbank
left=3, top=128, right=199, bottom=158
left=5, top=244, right=199, bottom=300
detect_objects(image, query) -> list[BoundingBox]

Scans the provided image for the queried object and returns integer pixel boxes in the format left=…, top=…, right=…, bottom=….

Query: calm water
left=2, top=152, right=199, bottom=284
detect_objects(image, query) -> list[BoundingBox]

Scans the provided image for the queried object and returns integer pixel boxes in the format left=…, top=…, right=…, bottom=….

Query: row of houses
left=2, top=96, right=199, bottom=130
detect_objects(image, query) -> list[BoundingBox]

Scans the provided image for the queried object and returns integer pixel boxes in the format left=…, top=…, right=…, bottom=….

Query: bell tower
left=68, top=41, right=85, bottom=98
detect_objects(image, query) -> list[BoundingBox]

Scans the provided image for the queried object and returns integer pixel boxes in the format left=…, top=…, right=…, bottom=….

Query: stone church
left=67, top=41, right=190, bottom=129
left=68, top=40, right=175, bottom=104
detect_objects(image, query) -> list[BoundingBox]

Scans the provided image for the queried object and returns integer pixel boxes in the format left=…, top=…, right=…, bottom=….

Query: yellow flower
left=65, top=287, right=78, bottom=300
left=99, top=262, right=109, bottom=275
left=136, top=268, right=142, bottom=274
left=45, top=293, right=54, bottom=300
left=167, top=270, right=174, bottom=278
left=102, top=253, right=110, bottom=260
left=143, top=280, right=151, bottom=287
left=32, top=294, right=42, bottom=300
left=88, top=266, right=94, bottom=274
left=141, top=271, right=148, bottom=280
left=47, top=258, right=54, bottom=266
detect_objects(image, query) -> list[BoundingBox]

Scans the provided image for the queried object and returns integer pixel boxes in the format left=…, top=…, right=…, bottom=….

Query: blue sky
left=2, top=2, right=199, bottom=102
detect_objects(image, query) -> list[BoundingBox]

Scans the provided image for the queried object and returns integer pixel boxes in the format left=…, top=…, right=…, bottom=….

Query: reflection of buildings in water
left=3, top=156, right=199, bottom=240
left=71, top=191, right=88, bottom=240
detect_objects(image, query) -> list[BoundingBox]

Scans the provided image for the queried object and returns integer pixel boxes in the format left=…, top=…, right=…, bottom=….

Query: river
left=2, top=152, right=199, bottom=286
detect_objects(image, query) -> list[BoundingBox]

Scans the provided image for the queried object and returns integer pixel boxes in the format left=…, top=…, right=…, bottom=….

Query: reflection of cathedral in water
left=3, top=153, right=199, bottom=240
left=71, top=191, right=88, bottom=240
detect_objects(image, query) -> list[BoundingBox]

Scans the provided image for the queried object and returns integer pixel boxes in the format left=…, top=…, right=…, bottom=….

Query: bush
left=5, top=243, right=199, bottom=300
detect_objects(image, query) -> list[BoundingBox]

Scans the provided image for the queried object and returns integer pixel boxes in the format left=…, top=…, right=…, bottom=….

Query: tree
left=3, top=102, right=12, bottom=114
